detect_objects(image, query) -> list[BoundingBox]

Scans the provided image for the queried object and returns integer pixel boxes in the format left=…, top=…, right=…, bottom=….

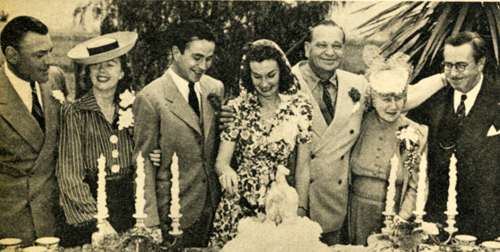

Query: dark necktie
left=30, top=81, right=45, bottom=132
left=456, top=94, right=467, bottom=119
left=188, top=82, right=200, bottom=117
left=320, top=80, right=336, bottom=125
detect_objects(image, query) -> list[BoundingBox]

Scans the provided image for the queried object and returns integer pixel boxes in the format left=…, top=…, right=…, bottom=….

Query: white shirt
left=453, top=73, right=483, bottom=116
left=5, top=63, right=43, bottom=112
left=168, top=68, right=202, bottom=109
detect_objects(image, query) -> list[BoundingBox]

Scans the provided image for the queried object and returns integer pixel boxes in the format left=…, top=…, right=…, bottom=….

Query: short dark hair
left=444, top=31, right=486, bottom=63
left=306, top=20, right=345, bottom=44
left=240, top=43, right=294, bottom=94
left=1, top=16, right=48, bottom=55
left=170, top=20, right=216, bottom=54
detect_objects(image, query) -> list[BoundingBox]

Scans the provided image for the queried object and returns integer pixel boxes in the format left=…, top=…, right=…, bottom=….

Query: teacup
left=22, top=246, right=46, bottom=252
left=452, top=234, right=477, bottom=246
left=482, top=241, right=500, bottom=251
left=33, top=238, right=58, bottom=252
left=0, top=238, right=22, bottom=251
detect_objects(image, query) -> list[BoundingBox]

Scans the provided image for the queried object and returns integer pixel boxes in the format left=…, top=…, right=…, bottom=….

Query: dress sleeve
left=56, top=104, right=97, bottom=225
left=294, top=92, right=313, bottom=144
left=221, top=98, right=241, bottom=142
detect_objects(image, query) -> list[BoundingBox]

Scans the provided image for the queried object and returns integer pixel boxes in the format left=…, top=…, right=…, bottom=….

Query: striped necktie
left=30, top=81, right=45, bottom=132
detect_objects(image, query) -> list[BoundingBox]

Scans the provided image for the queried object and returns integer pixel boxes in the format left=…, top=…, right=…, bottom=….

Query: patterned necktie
left=30, top=81, right=45, bottom=132
left=188, top=82, right=200, bottom=117
left=456, top=94, right=467, bottom=119
left=320, top=80, right=336, bottom=125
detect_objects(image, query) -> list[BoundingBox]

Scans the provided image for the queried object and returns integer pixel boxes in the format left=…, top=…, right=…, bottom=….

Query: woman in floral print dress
left=209, top=40, right=313, bottom=247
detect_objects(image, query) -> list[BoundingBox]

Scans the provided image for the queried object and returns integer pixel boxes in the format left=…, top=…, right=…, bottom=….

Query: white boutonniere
left=349, top=87, right=361, bottom=113
left=117, top=89, right=135, bottom=130
left=52, top=90, right=66, bottom=104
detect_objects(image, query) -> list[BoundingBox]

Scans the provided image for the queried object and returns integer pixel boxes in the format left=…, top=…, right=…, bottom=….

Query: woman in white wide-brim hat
left=56, top=32, right=158, bottom=247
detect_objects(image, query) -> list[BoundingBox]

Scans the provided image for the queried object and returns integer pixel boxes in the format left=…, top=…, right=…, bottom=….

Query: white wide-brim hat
left=67, top=31, right=138, bottom=65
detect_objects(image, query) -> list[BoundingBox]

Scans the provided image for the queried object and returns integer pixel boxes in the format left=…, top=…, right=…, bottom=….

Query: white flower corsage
left=396, top=126, right=419, bottom=150
left=117, top=89, right=135, bottom=130
left=52, top=90, right=66, bottom=104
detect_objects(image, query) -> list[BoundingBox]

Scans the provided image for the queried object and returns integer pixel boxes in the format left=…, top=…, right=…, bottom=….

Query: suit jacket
left=292, top=62, right=369, bottom=233
left=407, top=74, right=500, bottom=242
left=0, top=65, right=65, bottom=246
left=133, top=69, right=223, bottom=231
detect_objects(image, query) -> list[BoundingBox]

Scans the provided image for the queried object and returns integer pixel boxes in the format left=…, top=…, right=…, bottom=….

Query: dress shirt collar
left=167, top=68, right=202, bottom=103
left=298, top=61, right=337, bottom=90
left=453, top=73, right=483, bottom=116
left=4, top=63, right=43, bottom=111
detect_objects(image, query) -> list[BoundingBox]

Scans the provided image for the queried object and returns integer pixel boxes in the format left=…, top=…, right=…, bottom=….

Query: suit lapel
left=163, top=71, right=202, bottom=135
left=295, top=66, right=328, bottom=138
left=327, top=70, right=353, bottom=137
left=0, top=68, right=44, bottom=151
left=200, top=80, right=214, bottom=141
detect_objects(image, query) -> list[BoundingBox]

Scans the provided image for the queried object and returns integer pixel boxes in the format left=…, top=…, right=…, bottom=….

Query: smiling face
left=443, top=43, right=485, bottom=93
left=88, top=57, right=124, bottom=93
left=250, top=59, right=280, bottom=99
left=371, top=91, right=405, bottom=123
left=9, top=31, right=54, bottom=83
left=305, top=25, right=344, bottom=79
left=171, top=38, right=215, bottom=83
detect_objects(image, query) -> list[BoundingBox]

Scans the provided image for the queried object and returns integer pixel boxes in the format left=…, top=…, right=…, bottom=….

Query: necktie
left=188, top=82, right=200, bottom=117
left=456, top=94, right=467, bottom=119
left=31, top=81, right=45, bottom=132
left=320, top=80, right=336, bottom=125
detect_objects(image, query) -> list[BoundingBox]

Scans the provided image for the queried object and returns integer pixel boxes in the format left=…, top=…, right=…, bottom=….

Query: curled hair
left=239, top=42, right=296, bottom=95
left=1, top=16, right=48, bottom=55
left=444, top=31, right=486, bottom=63
left=81, top=55, right=133, bottom=103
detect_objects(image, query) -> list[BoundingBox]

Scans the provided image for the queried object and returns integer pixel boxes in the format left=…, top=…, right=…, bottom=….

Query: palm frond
left=452, top=2, right=469, bottom=35
left=484, top=3, right=499, bottom=64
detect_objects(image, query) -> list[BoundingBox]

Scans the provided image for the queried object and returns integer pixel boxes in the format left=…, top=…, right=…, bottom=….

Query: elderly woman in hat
left=57, top=32, right=159, bottom=247
left=348, top=47, right=429, bottom=245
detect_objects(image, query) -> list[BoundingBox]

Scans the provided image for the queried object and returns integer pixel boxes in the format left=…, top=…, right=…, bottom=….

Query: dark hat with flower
left=67, top=31, right=138, bottom=65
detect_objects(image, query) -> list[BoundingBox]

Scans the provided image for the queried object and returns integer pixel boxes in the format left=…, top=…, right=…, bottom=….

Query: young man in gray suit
left=133, top=20, right=223, bottom=248
left=0, top=16, right=67, bottom=246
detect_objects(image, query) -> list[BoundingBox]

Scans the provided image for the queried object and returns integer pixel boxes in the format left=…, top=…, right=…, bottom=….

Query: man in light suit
left=407, top=31, right=500, bottom=242
left=0, top=16, right=67, bottom=246
left=290, top=20, right=446, bottom=245
left=133, top=20, right=223, bottom=248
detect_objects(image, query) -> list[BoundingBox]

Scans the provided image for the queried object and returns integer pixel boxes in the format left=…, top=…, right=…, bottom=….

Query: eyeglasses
left=441, top=61, right=472, bottom=72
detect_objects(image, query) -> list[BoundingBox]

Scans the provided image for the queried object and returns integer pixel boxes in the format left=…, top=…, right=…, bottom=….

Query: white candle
left=96, top=154, right=108, bottom=219
left=385, top=154, right=399, bottom=215
left=447, top=154, right=458, bottom=214
left=170, top=152, right=181, bottom=217
left=415, top=155, right=427, bottom=214
left=135, top=151, right=146, bottom=217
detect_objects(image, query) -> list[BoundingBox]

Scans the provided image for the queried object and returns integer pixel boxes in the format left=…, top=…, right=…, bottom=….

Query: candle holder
left=127, top=213, right=161, bottom=252
left=441, top=211, right=458, bottom=244
left=92, top=216, right=120, bottom=250
left=381, top=211, right=395, bottom=235
left=412, top=210, right=426, bottom=224
left=168, top=214, right=183, bottom=236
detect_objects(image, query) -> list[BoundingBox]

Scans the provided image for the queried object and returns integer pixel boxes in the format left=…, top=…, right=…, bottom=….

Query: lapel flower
left=348, top=87, right=361, bottom=103
left=396, top=125, right=419, bottom=150
left=119, top=89, right=135, bottom=108
left=117, top=89, right=136, bottom=131
left=208, top=93, right=222, bottom=115
left=52, top=90, right=66, bottom=104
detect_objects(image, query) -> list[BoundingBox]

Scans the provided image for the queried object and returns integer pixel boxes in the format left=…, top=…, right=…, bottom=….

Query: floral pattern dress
left=209, top=90, right=312, bottom=247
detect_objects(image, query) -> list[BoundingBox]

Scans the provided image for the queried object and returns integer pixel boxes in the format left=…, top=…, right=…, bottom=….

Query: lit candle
left=447, top=154, right=458, bottom=215
left=135, top=151, right=146, bottom=217
left=96, top=154, right=108, bottom=219
left=385, top=154, right=399, bottom=215
left=415, top=155, right=427, bottom=215
left=170, top=152, right=181, bottom=217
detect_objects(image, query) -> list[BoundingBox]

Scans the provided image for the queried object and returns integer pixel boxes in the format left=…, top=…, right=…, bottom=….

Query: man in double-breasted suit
left=408, top=31, right=500, bottom=242
left=0, top=16, right=66, bottom=246
left=133, top=20, right=223, bottom=248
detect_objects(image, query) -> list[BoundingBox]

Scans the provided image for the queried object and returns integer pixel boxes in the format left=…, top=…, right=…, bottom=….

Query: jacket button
left=338, top=180, right=342, bottom=185
left=202, top=178, right=207, bottom=183
left=350, top=130, right=354, bottom=134
left=311, top=154, right=315, bottom=159
left=340, top=155, right=344, bottom=160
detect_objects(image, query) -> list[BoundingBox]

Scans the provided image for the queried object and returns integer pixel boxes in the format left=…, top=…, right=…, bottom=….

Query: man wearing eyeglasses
left=408, top=31, right=500, bottom=242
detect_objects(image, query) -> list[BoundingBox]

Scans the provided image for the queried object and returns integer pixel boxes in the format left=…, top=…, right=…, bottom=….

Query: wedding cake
left=221, top=166, right=331, bottom=252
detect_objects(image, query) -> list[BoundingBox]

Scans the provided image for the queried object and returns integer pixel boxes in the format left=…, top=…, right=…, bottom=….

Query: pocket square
left=487, top=125, right=500, bottom=137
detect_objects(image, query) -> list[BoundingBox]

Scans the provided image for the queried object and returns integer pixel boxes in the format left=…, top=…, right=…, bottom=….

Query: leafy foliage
left=356, top=2, right=500, bottom=82
left=88, top=1, right=331, bottom=98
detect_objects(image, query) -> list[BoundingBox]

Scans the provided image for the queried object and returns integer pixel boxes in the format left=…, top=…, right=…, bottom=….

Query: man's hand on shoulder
left=219, top=104, right=236, bottom=130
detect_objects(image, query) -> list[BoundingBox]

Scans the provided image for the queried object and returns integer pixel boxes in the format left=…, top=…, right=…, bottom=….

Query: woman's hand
left=149, top=149, right=161, bottom=167
left=217, top=165, right=238, bottom=195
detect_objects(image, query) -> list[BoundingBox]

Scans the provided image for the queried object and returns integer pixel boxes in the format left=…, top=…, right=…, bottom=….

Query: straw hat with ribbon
left=67, top=31, right=138, bottom=65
